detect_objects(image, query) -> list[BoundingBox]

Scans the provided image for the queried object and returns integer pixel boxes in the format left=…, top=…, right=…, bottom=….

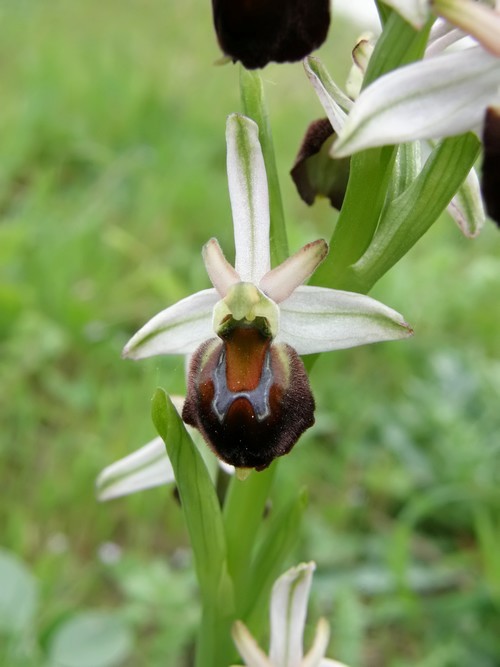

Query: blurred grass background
left=1, top=0, right=500, bottom=665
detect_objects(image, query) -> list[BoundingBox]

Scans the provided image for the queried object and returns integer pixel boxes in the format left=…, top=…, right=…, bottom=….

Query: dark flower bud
left=482, top=106, right=500, bottom=227
left=182, top=323, right=315, bottom=470
left=291, top=118, right=350, bottom=210
left=212, top=0, right=330, bottom=70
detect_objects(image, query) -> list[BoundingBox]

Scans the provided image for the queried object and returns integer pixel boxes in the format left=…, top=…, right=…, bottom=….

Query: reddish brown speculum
left=182, top=323, right=315, bottom=470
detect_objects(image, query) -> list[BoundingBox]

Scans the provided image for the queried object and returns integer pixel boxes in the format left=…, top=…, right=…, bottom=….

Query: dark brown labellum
left=482, top=106, right=500, bottom=227
left=182, top=325, right=315, bottom=470
left=212, top=0, right=331, bottom=70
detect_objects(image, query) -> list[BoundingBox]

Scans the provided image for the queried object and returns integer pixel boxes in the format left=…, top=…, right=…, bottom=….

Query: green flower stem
left=151, top=390, right=235, bottom=667
left=195, top=602, right=237, bottom=667
left=313, top=145, right=397, bottom=287
left=223, top=465, right=276, bottom=613
left=313, top=13, right=431, bottom=290
left=240, top=66, right=289, bottom=265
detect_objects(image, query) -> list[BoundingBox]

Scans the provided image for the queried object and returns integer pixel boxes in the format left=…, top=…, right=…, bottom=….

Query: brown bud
left=182, top=325, right=315, bottom=470
left=212, top=0, right=330, bottom=70
left=482, top=106, right=500, bottom=227
left=291, top=118, right=350, bottom=210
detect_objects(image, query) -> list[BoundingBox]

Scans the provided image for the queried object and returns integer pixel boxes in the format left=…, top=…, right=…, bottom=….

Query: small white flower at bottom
left=231, top=562, right=350, bottom=667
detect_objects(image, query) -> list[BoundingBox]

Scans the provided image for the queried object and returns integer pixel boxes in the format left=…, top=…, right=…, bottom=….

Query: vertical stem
left=195, top=602, right=235, bottom=667
left=223, top=465, right=276, bottom=614
left=240, top=66, right=289, bottom=265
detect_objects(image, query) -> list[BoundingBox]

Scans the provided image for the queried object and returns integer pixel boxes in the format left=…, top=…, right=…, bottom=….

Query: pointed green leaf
left=151, top=389, right=231, bottom=603
left=353, top=132, right=481, bottom=290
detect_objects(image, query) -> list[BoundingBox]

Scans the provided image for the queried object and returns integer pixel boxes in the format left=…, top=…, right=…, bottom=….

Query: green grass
left=1, top=1, right=500, bottom=665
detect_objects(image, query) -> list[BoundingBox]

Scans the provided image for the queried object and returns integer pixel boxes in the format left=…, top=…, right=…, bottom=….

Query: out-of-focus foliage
left=1, top=1, right=499, bottom=665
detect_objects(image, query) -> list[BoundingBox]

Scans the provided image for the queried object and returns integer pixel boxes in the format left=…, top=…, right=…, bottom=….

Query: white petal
left=269, top=562, right=316, bottom=667
left=434, top=0, right=500, bottom=57
left=302, top=619, right=330, bottom=667
left=232, top=621, right=273, bottom=667
left=202, top=238, right=240, bottom=296
left=447, top=166, right=485, bottom=238
left=304, top=58, right=351, bottom=135
left=425, top=18, right=467, bottom=57
left=259, top=240, right=328, bottom=304
left=277, top=286, right=413, bottom=355
left=319, top=661, right=352, bottom=667
left=122, top=289, right=218, bottom=359
left=96, top=437, right=174, bottom=501
left=226, top=113, right=271, bottom=284
left=381, top=0, right=430, bottom=28
left=333, top=47, right=500, bottom=157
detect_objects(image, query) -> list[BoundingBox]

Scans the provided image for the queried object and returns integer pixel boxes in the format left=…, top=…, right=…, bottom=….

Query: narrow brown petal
left=291, top=118, right=350, bottom=210
left=183, top=328, right=315, bottom=470
left=212, top=0, right=330, bottom=70
left=482, top=106, right=500, bottom=227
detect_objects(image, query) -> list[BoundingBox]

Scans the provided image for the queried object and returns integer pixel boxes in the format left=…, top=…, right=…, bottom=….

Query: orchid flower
left=121, top=113, right=412, bottom=471
left=231, top=562, right=349, bottom=667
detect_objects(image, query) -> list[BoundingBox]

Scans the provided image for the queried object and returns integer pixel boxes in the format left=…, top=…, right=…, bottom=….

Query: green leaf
left=352, top=132, right=481, bottom=291
left=0, top=549, right=38, bottom=634
left=47, top=611, right=133, bottom=667
left=151, top=389, right=231, bottom=603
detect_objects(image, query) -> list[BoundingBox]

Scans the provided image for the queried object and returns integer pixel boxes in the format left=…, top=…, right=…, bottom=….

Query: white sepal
left=96, top=437, right=174, bottom=501
left=226, top=113, right=271, bottom=284
left=122, top=288, right=217, bottom=359
left=425, top=18, right=467, bottom=57
left=332, top=47, right=500, bottom=157
left=304, top=58, right=351, bottom=135
left=301, top=619, right=331, bottom=667
left=434, top=0, right=500, bottom=57
left=277, top=285, right=413, bottom=355
left=447, top=165, right=485, bottom=238
left=259, top=240, right=328, bottom=304
left=231, top=621, right=273, bottom=667
left=269, top=562, right=316, bottom=667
